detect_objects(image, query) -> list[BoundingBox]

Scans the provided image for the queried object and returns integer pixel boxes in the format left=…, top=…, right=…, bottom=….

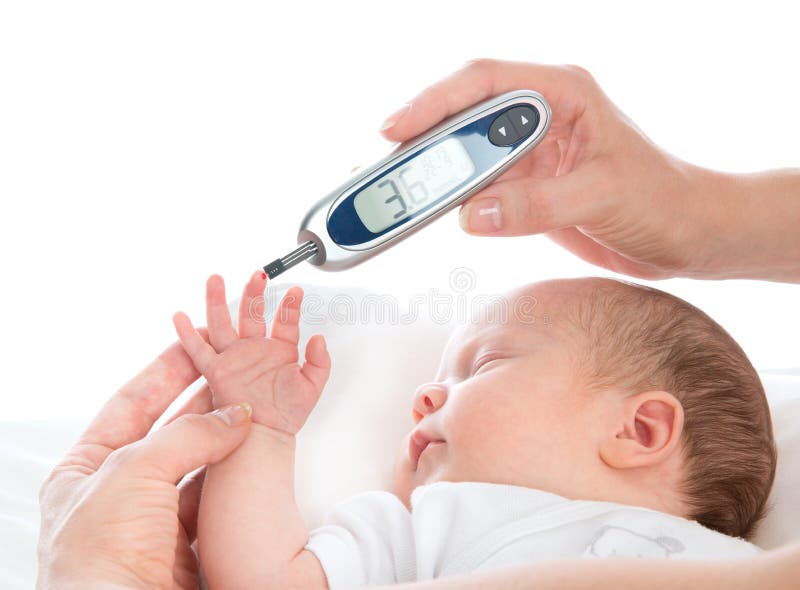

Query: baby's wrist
left=249, top=421, right=297, bottom=447
left=248, top=408, right=305, bottom=437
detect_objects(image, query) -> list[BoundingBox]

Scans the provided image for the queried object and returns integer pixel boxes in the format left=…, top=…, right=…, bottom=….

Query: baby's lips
left=408, top=428, right=446, bottom=469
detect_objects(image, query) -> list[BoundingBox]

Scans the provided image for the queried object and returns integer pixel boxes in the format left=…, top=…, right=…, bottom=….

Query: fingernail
left=460, top=198, right=502, bottom=233
left=379, top=103, right=411, bottom=131
left=215, top=402, right=252, bottom=426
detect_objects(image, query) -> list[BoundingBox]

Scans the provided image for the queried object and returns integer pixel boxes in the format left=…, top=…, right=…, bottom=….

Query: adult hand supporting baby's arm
left=173, top=273, right=331, bottom=589
left=37, top=333, right=253, bottom=590
left=380, top=58, right=800, bottom=283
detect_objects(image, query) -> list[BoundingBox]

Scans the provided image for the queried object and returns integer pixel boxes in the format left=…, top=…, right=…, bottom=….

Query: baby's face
left=392, top=282, right=604, bottom=505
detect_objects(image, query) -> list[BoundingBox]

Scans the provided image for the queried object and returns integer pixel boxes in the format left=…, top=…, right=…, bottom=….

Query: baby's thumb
left=458, top=170, right=601, bottom=236
left=121, top=404, right=252, bottom=483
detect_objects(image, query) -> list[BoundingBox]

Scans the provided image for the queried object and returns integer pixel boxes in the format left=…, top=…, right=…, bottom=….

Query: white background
left=1, top=1, right=798, bottom=420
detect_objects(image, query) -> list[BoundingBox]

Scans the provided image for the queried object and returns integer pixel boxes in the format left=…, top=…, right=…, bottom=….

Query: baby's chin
left=391, top=459, right=431, bottom=508
left=392, top=460, right=455, bottom=509
left=391, top=457, right=418, bottom=509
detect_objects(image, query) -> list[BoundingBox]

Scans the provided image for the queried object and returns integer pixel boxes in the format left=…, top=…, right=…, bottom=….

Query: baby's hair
left=564, top=278, right=777, bottom=540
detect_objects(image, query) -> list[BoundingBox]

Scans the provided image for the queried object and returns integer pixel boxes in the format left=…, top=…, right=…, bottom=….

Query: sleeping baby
left=172, top=273, right=777, bottom=589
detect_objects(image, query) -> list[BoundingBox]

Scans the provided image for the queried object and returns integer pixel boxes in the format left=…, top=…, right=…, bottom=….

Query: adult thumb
left=458, top=169, right=602, bottom=236
left=122, top=403, right=252, bottom=483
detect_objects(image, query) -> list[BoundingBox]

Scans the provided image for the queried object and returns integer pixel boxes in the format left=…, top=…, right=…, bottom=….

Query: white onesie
left=304, top=481, right=760, bottom=589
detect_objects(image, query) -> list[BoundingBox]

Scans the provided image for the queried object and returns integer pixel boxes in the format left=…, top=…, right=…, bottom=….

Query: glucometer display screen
left=353, top=137, right=475, bottom=233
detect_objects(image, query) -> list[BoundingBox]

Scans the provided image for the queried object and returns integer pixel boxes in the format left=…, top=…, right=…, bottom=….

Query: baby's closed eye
left=471, top=352, right=510, bottom=375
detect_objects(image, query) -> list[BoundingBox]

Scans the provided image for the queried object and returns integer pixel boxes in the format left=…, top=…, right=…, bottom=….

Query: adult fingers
left=162, top=383, right=213, bottom=427
left=379, top=59, right=585, bottom=141
left=206, top=275, right=239, bottom=351
left=117, top=403, right=252, bottom=483
left=238, top=270, right=267, bottom=339
left=457, top=168, right=605, bottom=236
left=177, top=466, right=206, bottom=543
left=74, top=336, right=207, bottom=470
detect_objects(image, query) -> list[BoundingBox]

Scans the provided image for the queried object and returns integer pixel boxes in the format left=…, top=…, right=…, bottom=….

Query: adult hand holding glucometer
left=265, top=58, right=799, bottom=284
left=380, top=59, right=800, bottom=283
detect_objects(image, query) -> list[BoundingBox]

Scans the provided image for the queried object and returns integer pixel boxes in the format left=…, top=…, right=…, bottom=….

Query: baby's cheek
left=444, top=412, right=498, bottom=476
left=449, top=395, right=502, bottom=442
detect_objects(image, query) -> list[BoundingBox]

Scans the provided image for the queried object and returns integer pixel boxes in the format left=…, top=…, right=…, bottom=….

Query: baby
left=172, top=274, right=777, bottom=589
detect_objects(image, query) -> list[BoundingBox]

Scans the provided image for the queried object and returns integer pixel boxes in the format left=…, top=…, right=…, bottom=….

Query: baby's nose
left=412, top=383, right=448, bottom=423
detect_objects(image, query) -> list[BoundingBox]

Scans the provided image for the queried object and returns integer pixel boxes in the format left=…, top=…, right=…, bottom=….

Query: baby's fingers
left=300, top=334, right=331, bottom=393
left=238, top=270, right=267, bottom=339
left=269, top=286, right=303, bottom=345
left=206, top=275, right=238, bottom=351
left=173, top=312, right=217, bottom=374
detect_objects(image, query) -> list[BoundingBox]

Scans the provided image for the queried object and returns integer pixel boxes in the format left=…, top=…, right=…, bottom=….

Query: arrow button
left=488, top=113, right=519, bottom=146
left=506, top=106, right=540, bottom=140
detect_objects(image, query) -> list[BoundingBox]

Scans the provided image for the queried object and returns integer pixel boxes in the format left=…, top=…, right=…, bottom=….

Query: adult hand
left=379, top=58, right=761, bottom=280
left=37, top=334, right=252, bottom=590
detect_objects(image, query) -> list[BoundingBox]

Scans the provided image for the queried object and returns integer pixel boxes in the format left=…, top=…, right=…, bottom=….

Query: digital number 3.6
left=381, top=166, right=431, bottom=221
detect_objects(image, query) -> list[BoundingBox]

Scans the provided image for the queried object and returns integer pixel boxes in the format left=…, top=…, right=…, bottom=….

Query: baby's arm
left=173, top=273, right=331, bottom=589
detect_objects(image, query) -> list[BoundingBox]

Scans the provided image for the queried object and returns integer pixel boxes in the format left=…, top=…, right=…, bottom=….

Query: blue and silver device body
left=263, top=89, right=551, bottom=278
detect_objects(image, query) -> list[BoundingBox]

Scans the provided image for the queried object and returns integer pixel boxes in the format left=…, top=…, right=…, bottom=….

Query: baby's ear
left=599, top=391, right=684, bottom=469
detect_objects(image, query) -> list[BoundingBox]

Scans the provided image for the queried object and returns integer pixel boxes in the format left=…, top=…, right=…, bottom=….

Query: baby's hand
left=172, top=272, right=331, bottom=435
